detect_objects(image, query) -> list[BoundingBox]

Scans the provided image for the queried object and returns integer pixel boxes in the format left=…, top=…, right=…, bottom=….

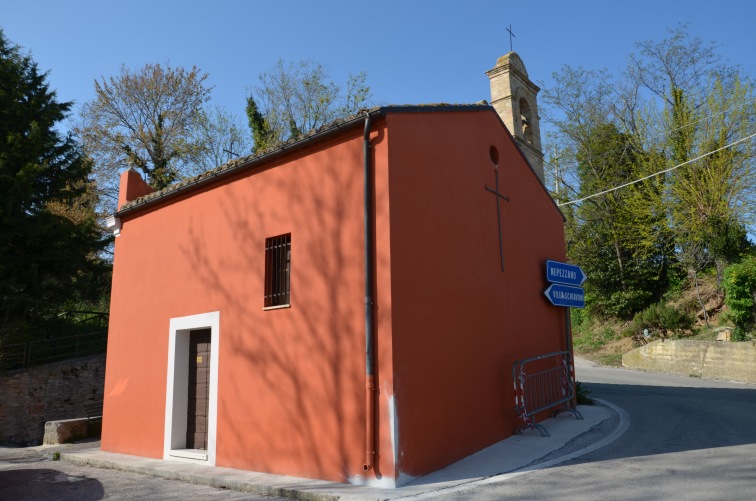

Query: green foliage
left=572, top=334, right=597, bottom=353
left=597, top=353, right=623, bottom=367
left=666, top=77, right=756, bottom=287
left=722, top=256, right=756, bottom=339
left=629, top=301, right=694, bottom=338
left=706, top=216, right=751, bottom=265
left=587, top=288, right=655, bottom=320
left=575, top=381, right=594, bottom=405
left=246, top=95, right=274, bottom=153
left=568, top=124, right=674, bottom=319
left=0, top=29, right=110, bottom=342
left=570, top=308, right=586, bottom=331
left=664, top=267, right=687, bottom=299
left=573, top=324, right=618, bottom=353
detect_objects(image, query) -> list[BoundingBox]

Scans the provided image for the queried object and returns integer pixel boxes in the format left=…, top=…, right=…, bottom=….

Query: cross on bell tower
left=486, top=51, right=545, bottom=183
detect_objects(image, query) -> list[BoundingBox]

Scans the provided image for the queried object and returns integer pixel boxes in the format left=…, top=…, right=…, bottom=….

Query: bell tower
left=486, top=52, right=545, bottom=183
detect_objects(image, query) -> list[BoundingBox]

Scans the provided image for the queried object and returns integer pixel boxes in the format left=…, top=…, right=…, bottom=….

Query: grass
left=596, top=353, right=623, bottom=367
left=573, top=325, right=619, bottom=352
left=572, top=322, right=632, bottom=368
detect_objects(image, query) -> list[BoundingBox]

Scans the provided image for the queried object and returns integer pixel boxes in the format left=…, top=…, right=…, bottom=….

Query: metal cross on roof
left=507, top=25, right=515, bottom=52
left=485, top=166, right=510, bottom=272
left=223, top=139, right=240, bottom=162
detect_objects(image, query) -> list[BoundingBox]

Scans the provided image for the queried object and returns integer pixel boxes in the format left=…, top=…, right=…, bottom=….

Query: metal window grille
left=264, top=234, right=291, bottom=307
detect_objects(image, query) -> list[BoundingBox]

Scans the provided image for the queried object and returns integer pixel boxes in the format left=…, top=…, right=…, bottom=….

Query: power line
left=557, top=131, right=756, bottom=207
left=640, top=97, right=755, bottom=146
left=541, top=96, right=756, bottom=196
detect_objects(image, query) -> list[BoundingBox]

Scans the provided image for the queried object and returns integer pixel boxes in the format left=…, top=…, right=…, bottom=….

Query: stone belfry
left=486, top=52, right=545, bottom=183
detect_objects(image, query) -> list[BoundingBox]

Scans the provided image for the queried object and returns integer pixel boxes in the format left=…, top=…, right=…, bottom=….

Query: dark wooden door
left=186, top=328, right=211, bottom=450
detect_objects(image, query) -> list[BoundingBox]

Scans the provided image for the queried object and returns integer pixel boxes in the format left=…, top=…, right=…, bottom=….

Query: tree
left=0, top=30, right=109, bottom=340
left=542, top=67, right=674, bottom=318
left=671, top=80, right=755, bottom=284
left=246, top=59, right=371, bottom=152
left=633, top=27, right=756, bottom=286
left=568, top=124, right=673, bottom=318
left=628, top=24, right=721, bottom=109
left=78, top=63, right=213, bottom=211
left=246, top=94, right=275, bottom=153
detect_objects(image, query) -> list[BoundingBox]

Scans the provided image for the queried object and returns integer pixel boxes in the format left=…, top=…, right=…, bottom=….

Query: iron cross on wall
left=485, top=164, right=509, bottom=272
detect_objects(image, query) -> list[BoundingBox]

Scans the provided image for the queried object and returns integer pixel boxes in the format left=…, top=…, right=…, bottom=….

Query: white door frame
left=163, top=311, right=220, bottom=465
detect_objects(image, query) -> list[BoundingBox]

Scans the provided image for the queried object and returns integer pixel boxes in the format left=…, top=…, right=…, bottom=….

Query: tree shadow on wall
left=180, top=137, right=388, bottom=482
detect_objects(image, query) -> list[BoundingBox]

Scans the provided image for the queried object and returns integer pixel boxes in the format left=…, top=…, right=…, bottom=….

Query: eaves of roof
left=114, top=103, right=492, bottom=218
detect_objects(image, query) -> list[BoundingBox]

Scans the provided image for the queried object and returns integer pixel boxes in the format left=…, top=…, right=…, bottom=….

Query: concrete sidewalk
left=59, top=401, right=623, bottom=501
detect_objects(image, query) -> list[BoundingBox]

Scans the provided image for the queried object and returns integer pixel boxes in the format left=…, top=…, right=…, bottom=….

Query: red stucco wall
left=103, top=126, right=397, bottom=483
left=384, top=112, right=566, bottom=478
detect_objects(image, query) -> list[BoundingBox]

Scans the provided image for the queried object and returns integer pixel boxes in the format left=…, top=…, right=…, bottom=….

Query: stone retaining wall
left=0, top=354, right=105, bottom=445
left=622, top=340, right=756, bottom=383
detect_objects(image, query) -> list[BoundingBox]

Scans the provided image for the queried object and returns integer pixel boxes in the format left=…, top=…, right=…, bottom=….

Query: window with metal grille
left=264, top=233, right=291, bottom=308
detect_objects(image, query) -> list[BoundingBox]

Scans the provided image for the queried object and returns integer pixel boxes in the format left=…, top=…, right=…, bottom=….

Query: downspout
left=363, top=113, right=376, bottom=472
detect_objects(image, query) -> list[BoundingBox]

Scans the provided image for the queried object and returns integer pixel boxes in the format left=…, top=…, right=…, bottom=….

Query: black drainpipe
left=363, top=113, right=376, bottom=472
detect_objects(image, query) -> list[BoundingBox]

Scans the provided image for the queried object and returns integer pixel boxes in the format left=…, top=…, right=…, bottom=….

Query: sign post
left=544, top=260, right=586, bottom=409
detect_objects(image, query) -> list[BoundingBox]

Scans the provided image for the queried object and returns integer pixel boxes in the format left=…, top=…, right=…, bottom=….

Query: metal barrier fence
left=512, top=350, right=583, bottom=436
left=0, top=331, right=108, bottom=371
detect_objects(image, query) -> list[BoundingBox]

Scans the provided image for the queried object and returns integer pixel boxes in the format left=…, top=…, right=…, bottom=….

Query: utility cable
left=557, top=131, right=756, bottom=207
left=542, top=97, right=756, bottom=195
left=641, top=97, right=755, bottom=146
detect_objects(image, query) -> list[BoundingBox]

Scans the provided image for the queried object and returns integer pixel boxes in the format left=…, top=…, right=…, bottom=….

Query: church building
left=102, top=52, right=569, bottom=487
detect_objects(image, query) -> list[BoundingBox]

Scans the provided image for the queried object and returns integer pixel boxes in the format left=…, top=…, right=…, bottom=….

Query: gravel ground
left=0, top=441, right=283, bottom=501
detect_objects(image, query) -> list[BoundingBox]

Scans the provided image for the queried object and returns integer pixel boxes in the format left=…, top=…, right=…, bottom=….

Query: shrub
left=570, top=308, right=585, bottom=331
left=575, top=381, right=594, bottom=405
left=664, top=266, right=687, bottom=300
left=587, top=288, right=654, bottom=320
left=723, top=256, right=756, bottom=340
left=630, top=301, right=693, bottom=339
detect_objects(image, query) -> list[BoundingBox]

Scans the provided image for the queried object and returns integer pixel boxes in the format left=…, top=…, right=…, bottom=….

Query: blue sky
left=3, top=0, right=755, bottom=133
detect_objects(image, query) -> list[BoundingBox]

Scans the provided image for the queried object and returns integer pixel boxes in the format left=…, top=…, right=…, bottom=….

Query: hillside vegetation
left=572, top=264, right=752, bottom=366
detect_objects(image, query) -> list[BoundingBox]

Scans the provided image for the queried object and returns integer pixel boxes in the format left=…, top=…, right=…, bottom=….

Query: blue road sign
left=544, top=284, right=585, bottom=308
left=545, top=260, right=586, bottom=287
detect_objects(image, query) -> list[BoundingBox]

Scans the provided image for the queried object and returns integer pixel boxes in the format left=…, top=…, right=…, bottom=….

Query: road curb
left=401, top=399, right=629, bottom=500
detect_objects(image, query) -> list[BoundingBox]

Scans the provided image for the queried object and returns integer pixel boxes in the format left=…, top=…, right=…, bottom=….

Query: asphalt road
left=0, top=445, right=283, bottom=501
left=446, top=357, right=756, bottom=500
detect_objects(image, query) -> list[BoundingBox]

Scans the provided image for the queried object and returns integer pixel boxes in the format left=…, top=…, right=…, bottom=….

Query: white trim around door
left=164, top=311, right=220, bottom=465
